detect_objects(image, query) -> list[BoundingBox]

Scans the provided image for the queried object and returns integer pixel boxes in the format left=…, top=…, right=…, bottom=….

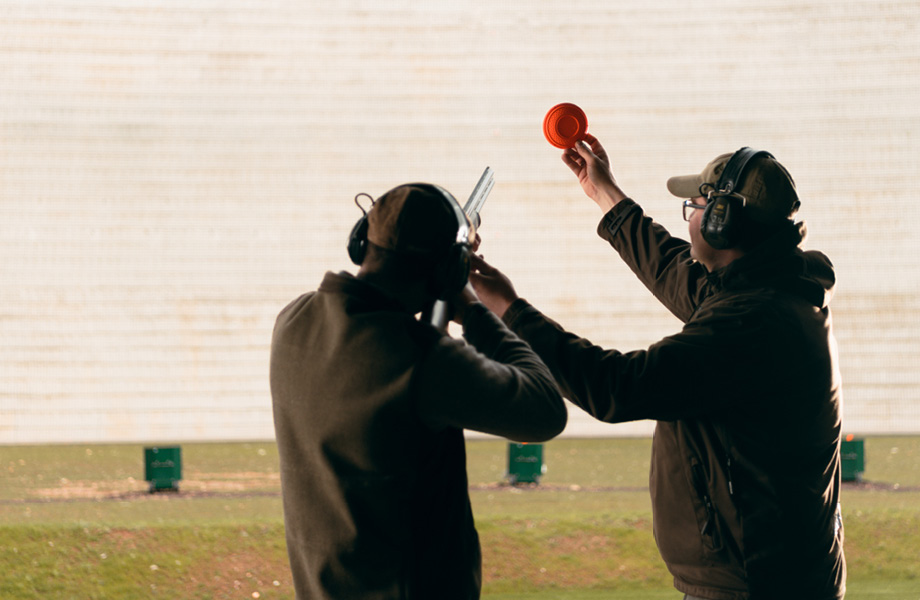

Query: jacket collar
left=706, top=221, right=836, bottom=309
left=318, top=271, right=410, bottom=313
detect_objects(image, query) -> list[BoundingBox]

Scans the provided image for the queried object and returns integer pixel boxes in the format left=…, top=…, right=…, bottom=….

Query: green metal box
left=507, top=443, right=545, bottom=484
left=840, top=438, right=865, bottom=482
left=144, top=446, right=182, bottom=492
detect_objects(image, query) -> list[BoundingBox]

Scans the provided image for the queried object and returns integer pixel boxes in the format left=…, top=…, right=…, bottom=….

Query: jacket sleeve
left=413, top=302, right=567, bottom=442
left=502, top=298, right=768, bottom=423
left=598, top=199, right=709, bottom=322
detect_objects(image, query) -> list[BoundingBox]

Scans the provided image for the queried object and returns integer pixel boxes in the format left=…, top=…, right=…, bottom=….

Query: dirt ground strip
left=3, top=475, right=914, bottom=505
left=17, top=472, right=282, bottom=503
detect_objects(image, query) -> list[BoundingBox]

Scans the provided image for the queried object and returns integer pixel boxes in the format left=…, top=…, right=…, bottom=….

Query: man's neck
left=703, top=248, right=745, bottom=272
left=357, top=269, right=430, bottom=314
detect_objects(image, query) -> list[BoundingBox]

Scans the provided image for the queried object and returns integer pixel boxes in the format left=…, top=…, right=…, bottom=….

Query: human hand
left=468, top=254, right=518, bottom=319
left=469, top=231, right=482, bottom=253
left=561, top=134, right=627, bottom=212
left=447, top=282, right=481, bottom=325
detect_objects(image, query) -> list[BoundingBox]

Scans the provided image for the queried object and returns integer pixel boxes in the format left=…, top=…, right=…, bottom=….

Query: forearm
left=597, top=199, right=705, bottom=322
left=501, top=299, right=648, bottom=423
left=414, top=303, right=567, bottom=442
left=462, top=304, right=568, bottom=440
left=593, top=181, right=629, bottom=214
left=503, top=298, right=751, bottom=423
left=461, top=302, right=542, bottom=369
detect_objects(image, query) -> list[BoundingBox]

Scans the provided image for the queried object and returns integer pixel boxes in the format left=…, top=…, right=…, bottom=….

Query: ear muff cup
left=698, top=147, right=773, bottom=250
left=431, top=243, right=471, bottom=299
left=700, top=193, right=744, bottom=250
left=347, top=215, right=369, bottom=265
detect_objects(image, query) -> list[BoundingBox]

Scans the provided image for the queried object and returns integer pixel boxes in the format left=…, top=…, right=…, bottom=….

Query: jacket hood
left=711, top=220, right=836, bottom=309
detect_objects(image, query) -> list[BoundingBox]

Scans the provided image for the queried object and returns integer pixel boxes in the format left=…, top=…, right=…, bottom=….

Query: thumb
left=574, top=139, right=596, bottom=161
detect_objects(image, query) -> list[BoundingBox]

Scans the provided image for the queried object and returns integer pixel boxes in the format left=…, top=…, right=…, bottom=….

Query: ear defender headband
left=346, top=183, right=472, bottom=299
left=346, top=192, right=374, bottom=265
left=700, top=147, right=774, bottom=250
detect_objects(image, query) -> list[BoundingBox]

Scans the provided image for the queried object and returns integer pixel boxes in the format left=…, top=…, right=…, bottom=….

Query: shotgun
left=428, top=166, right=495, bottom=330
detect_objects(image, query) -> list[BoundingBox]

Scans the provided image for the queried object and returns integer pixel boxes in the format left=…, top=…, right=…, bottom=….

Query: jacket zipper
left=691, top=461, right=714, bottom=536
left=726, top=455, right=734, bottom=497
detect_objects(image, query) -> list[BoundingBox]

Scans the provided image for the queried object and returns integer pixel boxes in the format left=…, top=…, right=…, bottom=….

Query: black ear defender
left=700, top=147, right=774, bottom=250
left=345, top=184, right=472, bottom=299
left=700, top=193, right=744, bottom=250
left=409, top=183, right=472, bottom=299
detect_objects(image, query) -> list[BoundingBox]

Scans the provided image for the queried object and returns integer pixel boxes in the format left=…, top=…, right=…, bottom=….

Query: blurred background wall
left=2, top=0, right=919, bottom=443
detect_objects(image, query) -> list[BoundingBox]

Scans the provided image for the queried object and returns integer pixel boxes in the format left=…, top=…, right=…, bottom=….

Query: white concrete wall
left=2, top=0, right=919, bottom=443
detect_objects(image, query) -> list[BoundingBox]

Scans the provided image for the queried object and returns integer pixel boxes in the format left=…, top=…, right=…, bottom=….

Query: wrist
left=451, top=286, right=480, bottom=325
left=595, top=184, right=627, bottom=213
left=494, top=297, right=514, bottom=320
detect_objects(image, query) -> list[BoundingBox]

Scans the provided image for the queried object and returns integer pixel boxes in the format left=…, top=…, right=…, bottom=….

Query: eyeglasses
left=682, top=199, right=708, bottom=221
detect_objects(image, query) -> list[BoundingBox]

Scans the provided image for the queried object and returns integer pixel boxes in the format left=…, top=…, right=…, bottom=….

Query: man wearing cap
left=469, top=136, right=845, bottom=599
left=270, top=183, right=566, bottom=600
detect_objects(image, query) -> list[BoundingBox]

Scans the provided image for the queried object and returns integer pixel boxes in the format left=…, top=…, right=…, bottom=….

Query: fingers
left=469, top=252, right=494, bottom=274
left=590, top=138, right=610, bottom=164
left=470, top=232, right=482, bottom=253
left=561, top=149, right=583, bottom=174
left=466, top=254, right=517, bottom=318
left=574, top=139, right=597, bottom=159
left=561, top=134, right=606, bottom=173
left=578, top=134, right=608, bottom=163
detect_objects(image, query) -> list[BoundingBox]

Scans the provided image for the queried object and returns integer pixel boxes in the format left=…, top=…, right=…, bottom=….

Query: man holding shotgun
left=270, top=178, right=566, bottom=600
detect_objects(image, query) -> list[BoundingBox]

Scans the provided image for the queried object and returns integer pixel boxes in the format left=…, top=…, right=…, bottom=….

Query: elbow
left=511, top=398, right=568, bottom=443
left=545, top=404, right=568, bottom=440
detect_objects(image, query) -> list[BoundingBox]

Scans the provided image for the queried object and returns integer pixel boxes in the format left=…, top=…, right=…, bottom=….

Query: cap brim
left=666, top=174, right=703, bottom=199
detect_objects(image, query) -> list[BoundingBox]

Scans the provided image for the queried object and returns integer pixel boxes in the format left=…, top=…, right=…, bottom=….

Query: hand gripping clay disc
left=543, top=103, right=588, bottom=149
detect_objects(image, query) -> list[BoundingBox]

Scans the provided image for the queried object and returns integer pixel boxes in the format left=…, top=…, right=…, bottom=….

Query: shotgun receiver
left=428, top=167, right=495, bottom=330
left=463, top=165, right=494, bottom=231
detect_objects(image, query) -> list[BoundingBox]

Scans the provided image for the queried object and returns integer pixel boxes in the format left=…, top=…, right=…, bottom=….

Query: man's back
left=271, top=273, right=480, bottom=599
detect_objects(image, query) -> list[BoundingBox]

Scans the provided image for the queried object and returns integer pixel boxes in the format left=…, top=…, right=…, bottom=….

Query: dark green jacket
left=503, top=199, right=845, bottom=600
left=270, top=271, right=566, bottom=600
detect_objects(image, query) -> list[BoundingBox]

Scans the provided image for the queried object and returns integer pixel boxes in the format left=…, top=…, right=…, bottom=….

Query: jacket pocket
left=688, top=457, right=724, bottom=553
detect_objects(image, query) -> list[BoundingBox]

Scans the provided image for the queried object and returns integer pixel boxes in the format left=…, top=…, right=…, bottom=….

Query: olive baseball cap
left=367, top=183, right=466, bottom=255
left=667, top=151, right=800, bottom=224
